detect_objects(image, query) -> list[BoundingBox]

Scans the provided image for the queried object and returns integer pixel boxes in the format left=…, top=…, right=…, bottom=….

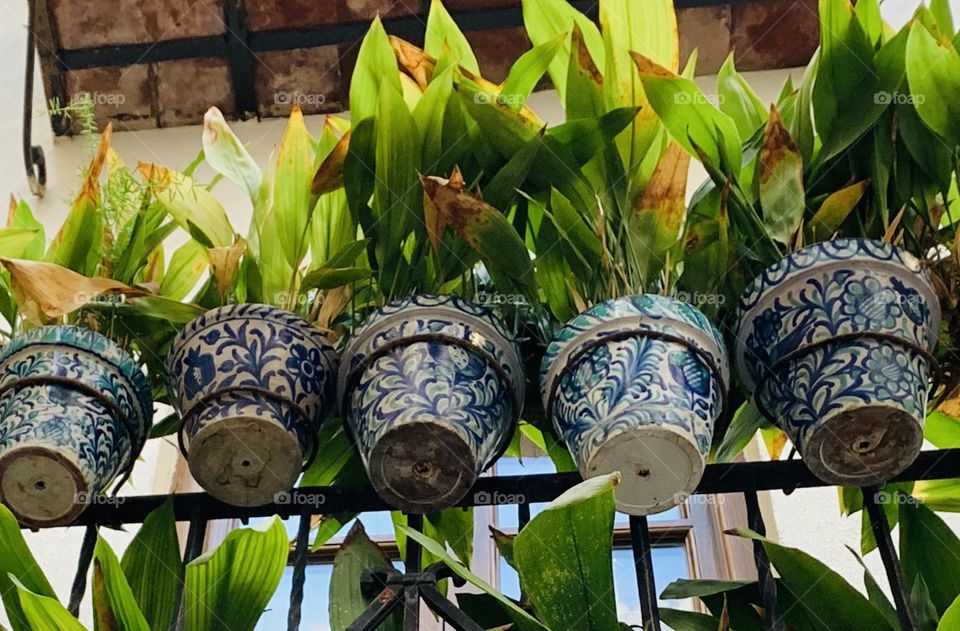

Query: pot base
left=584, top=424, right=705, bottom=516
left=187, top=417, right=303, bottom=507
left=0, top=447, right=87, bottom=528
left=802, top=405, right=923, bottom=486
left=368, top=422, right=478, bottom=514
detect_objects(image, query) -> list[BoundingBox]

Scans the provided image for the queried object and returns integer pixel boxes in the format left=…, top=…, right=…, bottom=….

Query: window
left=209, top=451, right=755, bottom=629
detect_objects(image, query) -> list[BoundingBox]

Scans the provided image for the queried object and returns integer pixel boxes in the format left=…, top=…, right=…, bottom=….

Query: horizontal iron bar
left=54, top=449, right=960, bottom=529
left=55, top=0, right=756, bottom=71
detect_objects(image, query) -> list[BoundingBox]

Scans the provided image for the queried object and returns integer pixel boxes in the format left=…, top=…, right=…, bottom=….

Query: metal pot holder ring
left=0, top=375, right=147, bottom=497
left=545, top=327, right=730, bottom=438
left=750, top=331, right=944, bottom=427
left=175, top=386, right=323, bottom=473
left=339, top=332, right=523, bottom=473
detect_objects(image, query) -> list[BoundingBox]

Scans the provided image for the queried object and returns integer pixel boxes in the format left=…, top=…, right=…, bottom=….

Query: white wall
left=0, top=0, right=957, bottom=626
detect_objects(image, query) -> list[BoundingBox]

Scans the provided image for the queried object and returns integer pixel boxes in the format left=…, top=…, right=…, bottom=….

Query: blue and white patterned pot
left=541, top=295, right=729, bottom=515
left=736, top=239, right=940, bottom=485
left=0, top=326, right=151, bottom=527
left=338, top=294, right=524, bottom=513
left=167, top=304, right=338, bottom=507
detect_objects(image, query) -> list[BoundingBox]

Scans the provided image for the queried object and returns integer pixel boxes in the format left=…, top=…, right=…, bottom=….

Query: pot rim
left=338, top=294, right=524, bottom=407
left=734, top=239, right=941, bottom=392
left=540, top=295, right=729, bottom=413
left=0, top=326, right=151, bottom=426
left=167, top=303, right=337, bottom=366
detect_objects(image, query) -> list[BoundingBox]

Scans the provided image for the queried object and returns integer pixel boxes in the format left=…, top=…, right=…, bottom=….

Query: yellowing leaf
left=634, top=141, right=691, bottom=251
left=207, top=237, right=246, bottom=302
left=759, top=106, right=805, bottom=245
left=202, top=106, right=262, bottom=200
left=425, top=0, right=479, bottom=74
left=273, top=106, right=315, bottom=268
left=138, top=163, right=234, bottom=248
left=311, top=129, right=350, bottom=195
left=808, top=181, right=869, bottom=241
left=160, top=240, right=208, bottom=301
left=0, top=258, right=140, bottom=324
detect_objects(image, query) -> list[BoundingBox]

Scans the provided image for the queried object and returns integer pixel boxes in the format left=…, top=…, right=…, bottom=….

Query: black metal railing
left=32, top=448, right=960, bottom=631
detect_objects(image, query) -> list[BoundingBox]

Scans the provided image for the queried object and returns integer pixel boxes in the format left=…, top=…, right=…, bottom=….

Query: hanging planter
left=0, top=326, right=151, bottom=527
left=167, top=304, right=338, bottom=507
left=339, top=295, right=524, bottom=514
left=736, top=239, right=941, bottom=485
left=541, top=295, right=729, bottom=515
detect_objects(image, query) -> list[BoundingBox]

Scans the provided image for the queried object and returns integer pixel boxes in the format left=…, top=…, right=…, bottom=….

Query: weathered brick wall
left=35, top=0, right=819, bottom=133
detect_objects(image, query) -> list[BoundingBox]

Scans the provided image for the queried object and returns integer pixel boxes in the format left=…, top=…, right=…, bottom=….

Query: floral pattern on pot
left=166, top=304, right=338, bottom=467
left=0, top=326, right=151, bottom=527
left=541, top=295, right=728, bottom=515
left=339, top=295, right=523, bottom=513
left=736, top=239, right=940, bottom=485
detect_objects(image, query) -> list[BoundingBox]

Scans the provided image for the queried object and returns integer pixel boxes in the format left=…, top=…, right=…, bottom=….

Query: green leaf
left=910, top=575, right=941, bottom=631
left=813, top=0, right=877, bottom=154
left=412, top=64, right=454, bottom=169
left=712, top=400, right=765, bottom=463
left=913, top=479, right=960, bottom=512
left=717, top=53, right=767, bottom=139
left=373, top=83, right=422, bottom=297
left=0, top=504, right=57, bottom=631
left=5, top=199, right=44, bottom=260
left=854, top=0, right=884, bottom=45
left=732, top=529, right=894, bottom=630
left=500, top=33, right=566, bottom=111
left=120, top=499, right=181, bottom=630
left=930, top=0, right=956, bottom=37
left=521, top=0, right=604, bottom=103
left=139, top=163, right=234, bottom=248
left=273, top=108, right=315, bottom=268
left=126, top=295, right=206, bottom=323
left=601, top=0, right=678, bottom=171
left=900, top=496, right=960, bottom=615
left=660, top=608, right=722, bottom=631
left=759, top=107, right=805, bottom=245
left=808, top=181, right=869, bottom=241
left=11, top=577, right=86, bottom=631
left=925, top=411, right=960, bottom=448
left=329, top=522, right=401, bottom=631
left=0, top=228, right=42, bottom=260
left=513, top=473, right=620, bottom=631
left=202, top=106, right=262, bottom=200
left=546, top=106, right=641, bottom=166
left=425, top=0, right=479, bottom=74
left=350, top=17, right=401, bottom=123
left=846, top=546, right=898, bottom=629
left=300, top=266, right=371, bottom=292
left=635, top=55, right=742, bottom=175
left=160, top=240, right=208, bottom=300
left=940, top=593, right=960, bottom=630
left=906, top=21, right=960, bottom=145
left=565, top=24, right=605, bottom=119
left=93, top=538, right=150, bottom=631
left=147, top=412, right=180, bottom=439
left=517, top=421, right=577, bottom=472
left=399, top=525, right=548, bottom=631
left=183, top=516, right=289, bottom=631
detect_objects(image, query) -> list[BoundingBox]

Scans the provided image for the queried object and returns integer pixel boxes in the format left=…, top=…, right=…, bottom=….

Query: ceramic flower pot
left=0, top=326, right=151, bottom=527
left=339, top=295, right=524, bottom=514
left=167, top=304, right=338, bottom=507
left=736, top=239, right=940, bottom=486
left=541, top=295, right=729, bottom=515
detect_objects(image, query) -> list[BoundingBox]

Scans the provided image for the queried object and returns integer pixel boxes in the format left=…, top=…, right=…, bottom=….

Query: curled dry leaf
left=634, top=141, right=690, bottom=251
left=313, top=284, right=352, bottom=343
left=207, top=236, right=247, bottom=302
left=0, top=258, right=143, bottom=324
left=311, top=129, right=351, bottom=196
